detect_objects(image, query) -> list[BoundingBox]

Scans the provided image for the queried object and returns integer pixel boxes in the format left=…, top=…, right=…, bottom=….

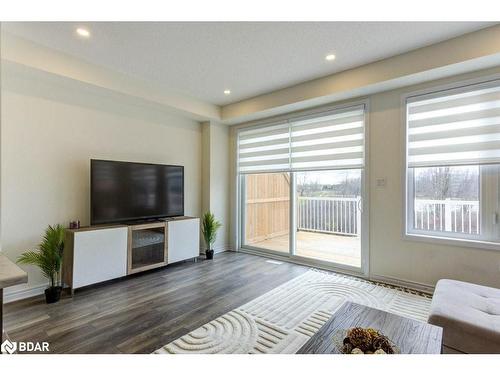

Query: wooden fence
left=245, top=173, right=290, bottom=244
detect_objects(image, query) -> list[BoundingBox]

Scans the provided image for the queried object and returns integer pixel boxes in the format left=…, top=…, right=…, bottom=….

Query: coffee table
left=297, top=301, right=442, bottom=354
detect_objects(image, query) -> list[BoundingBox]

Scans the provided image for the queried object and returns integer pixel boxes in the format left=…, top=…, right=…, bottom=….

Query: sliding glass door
left=295, top=170, right=362, bottom=268
left=238, top=103, right=367, bottom=273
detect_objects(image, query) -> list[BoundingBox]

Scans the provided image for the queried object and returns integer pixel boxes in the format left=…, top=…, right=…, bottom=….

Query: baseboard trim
left=4, top=284, right=47, bottom=304
left=369, top=274, right=435, bottom=294
left=199, top=244, right=233, bottom=255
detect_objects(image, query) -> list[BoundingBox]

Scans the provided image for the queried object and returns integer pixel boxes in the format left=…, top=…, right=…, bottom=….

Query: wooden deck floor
left=3, top=252, right=307, bottom=354
left=248, top=231, right=361, bottom=267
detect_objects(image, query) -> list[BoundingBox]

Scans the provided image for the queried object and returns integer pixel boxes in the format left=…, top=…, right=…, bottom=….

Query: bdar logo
left=1, top=339, right=17, bottom=354
left=1, top=339, right=49, bottom=353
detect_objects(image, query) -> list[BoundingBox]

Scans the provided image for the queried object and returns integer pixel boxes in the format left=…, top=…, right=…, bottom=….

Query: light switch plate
left=376, top=177, right=387, bottom=187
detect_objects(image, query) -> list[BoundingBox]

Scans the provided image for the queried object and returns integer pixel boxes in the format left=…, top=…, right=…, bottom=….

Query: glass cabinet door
left=129, top=224, right=167, bottom=273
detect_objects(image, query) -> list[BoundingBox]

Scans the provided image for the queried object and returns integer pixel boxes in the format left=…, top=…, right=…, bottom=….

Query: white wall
left=209, top=122, right=230, bottom=252
left=201, top=123, right=211, bottom=216
left=230, top=66, right=500, bottom=290
left=201, top=121, right=230, bottom=253
left=1, top=67, right=202, bottom=300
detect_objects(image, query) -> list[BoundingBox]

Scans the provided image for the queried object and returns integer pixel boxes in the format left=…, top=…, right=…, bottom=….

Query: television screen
left=91, top=160, right=184, bottom=225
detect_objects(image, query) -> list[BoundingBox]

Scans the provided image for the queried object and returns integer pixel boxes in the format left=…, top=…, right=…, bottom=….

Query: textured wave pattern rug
left=154, top=269, right=432, bottom=354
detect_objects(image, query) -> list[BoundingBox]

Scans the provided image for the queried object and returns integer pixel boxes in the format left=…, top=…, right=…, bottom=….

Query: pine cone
left=350, top=348, right=364, bottom=354
left=372, top=335, right=394, bottom=354
left=342, top=343, right=353, bottom=354
left=366, top=328, right=380, bottom=340
left=347, top=327, right=372, bottom=351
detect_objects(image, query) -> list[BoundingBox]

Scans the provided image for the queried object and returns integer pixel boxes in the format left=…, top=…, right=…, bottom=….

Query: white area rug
left=154, top=269, right=432, bottom=354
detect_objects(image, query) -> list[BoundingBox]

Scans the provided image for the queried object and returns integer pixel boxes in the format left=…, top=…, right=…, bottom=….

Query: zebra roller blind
left=290, top=105, right=365, bottom=170
left=238, top=121, right=290, bottom=173
left=407, top=80, right=500, bottom=168
left=237, top=104, right=365, bottom=173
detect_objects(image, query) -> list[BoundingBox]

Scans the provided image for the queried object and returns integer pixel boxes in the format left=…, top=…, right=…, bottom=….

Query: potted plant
left=201, top=212, right=221, bottom=260
left=17, top=224, right=66, bottom=304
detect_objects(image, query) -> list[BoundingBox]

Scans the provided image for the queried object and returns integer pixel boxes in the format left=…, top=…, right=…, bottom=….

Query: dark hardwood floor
left=3, top=251, right=307, bottom=353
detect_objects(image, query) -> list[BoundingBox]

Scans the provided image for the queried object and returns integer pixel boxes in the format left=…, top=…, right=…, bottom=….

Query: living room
left=1, top=1, right=500, bottom=373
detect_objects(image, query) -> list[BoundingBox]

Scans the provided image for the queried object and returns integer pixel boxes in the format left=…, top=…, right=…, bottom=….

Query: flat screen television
left=91, top=159, right=184, bottom=225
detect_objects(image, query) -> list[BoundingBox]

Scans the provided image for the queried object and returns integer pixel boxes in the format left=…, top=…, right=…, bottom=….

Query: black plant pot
left=205, top=249, right=214, bottom=260
left=44, top=286, right=62, bottom=304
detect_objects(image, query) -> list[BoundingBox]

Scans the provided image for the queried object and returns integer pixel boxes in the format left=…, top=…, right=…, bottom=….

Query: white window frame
left=235, top=99, right=370, bottom=276
left=402, top=74, right=500, bottom=251
left=406, top=166, right=483, bottom=241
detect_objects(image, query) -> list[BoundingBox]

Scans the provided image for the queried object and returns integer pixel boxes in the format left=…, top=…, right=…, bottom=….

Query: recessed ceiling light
left=76, top=28, right=90, bottom=38
left=224, top=89, right=231, bottom=95
left=325, top=54, right=336, bottom=61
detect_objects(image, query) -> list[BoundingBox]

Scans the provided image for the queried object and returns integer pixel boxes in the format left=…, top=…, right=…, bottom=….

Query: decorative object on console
left=17, top=224, right=66, bottom=304
left=69, top=220, right=80, bottom=229
left=201, top=212, right=222, bottom=260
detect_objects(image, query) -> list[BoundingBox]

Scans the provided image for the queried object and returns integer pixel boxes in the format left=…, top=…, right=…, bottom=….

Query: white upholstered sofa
left=428, top=279, right=500, bottom=354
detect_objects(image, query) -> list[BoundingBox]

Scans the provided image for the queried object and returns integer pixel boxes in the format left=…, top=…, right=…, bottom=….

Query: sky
left=296, top=169, right=361, bottom=185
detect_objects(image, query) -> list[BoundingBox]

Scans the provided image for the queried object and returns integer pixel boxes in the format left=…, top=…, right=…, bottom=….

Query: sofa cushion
left=428, top=279, right=500, bottom=354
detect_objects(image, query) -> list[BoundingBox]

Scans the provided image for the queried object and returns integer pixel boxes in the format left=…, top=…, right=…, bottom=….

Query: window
left=405, top=79, right=500, bottom=244
left=238, top=103, right=367, bottom=270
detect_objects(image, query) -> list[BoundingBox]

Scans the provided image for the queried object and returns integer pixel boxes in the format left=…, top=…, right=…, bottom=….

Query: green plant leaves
left=201, top=212, right=222, bottom=250
left=17, top=224, right=66, bottom=287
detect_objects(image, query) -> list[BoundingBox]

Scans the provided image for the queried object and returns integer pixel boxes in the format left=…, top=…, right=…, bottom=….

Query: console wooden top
left=162, top=216, right=198, bottom=221
left=67, top=217, right=198, bottom=233
left=67, top=224, right=128, bottom=233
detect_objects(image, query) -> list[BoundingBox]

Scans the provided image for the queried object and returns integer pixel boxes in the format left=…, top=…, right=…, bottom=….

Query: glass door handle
left=357, top=198, right=363, bottom=213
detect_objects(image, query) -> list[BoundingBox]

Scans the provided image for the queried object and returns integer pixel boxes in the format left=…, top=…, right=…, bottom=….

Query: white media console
left=62, top=216, right=200, bottom=292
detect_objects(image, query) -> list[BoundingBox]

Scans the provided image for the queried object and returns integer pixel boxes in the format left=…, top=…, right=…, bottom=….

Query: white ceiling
left=2, top=22, right=494, bottom=106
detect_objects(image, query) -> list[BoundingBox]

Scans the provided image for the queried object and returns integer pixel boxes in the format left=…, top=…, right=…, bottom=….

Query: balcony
left=245, top=194, right=362, bottom=267
left=245, top=192, right=479, bottom=268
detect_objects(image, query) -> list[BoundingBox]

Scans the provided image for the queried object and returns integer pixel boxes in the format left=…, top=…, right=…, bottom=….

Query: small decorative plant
left=18, top=224, right=66, bottom=304
left=201, top=212, right=222, bottom=260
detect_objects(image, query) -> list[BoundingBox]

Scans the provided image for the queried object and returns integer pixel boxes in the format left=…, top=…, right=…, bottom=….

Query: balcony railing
left=297, top=196, right=361, bottom=236
left=297, top=196, right=480, bottom=237
left=413, top=198, right=479, bottom=234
